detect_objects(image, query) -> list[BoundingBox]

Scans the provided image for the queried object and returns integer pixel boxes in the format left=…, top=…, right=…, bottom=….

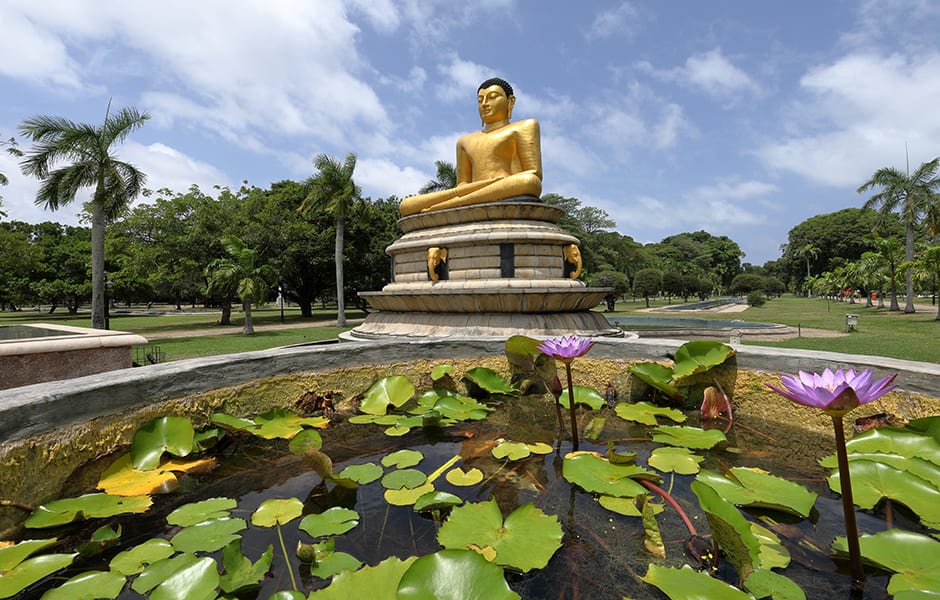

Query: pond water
left=606, top=315, right=778, bottom=330
left=0, top=325, right=72, bottom=341
left=12, top=389, right=917, bottom=599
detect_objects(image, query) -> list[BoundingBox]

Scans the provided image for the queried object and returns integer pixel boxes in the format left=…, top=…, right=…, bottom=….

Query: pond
left=5, top=347, right=938, bottom=600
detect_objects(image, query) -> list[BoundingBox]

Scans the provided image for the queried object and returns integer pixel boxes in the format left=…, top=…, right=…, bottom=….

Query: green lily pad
left=148, top=555, right=219, bottom=600
left=381, top=469, right=428, bottom=490
left=628, top=362, right=681, bottom=400
left=691, top=478, right=761, bottom=581
left=170, top=517, right=247, bottom=553
left=505, top=335, right=541, bottom=371
left=39, top=569, right=127, bottom=600
left=463, top=367, right=515, bottom=395
left=251, top=498, right=304, bottom=527
left=307, top=555, right=417, bottom=599
left=651, top=425, right=726, bottom=449
left=907, top=416, right=940, bottom=444
left=744, top=568, right=806, bottom=600
left=598, top=495, right=664, bottom=517
left=648, top=446, right=704, bottom=475
left=131, top=416, right=195, bottom=470
left=414, top=491, right=464, bottom=512
left=842, top=426, right=940, bottom=466
left=384, top=455, right=461, bottom=506
left=833, top=529, right=940, bottom=596
left=827, top=460, right=940, bottom=528
left=558, top=385, right=606, bottom=410
left=167, top=497, right=236, bottom=527
left=310, top=550, right=362, bottom=579
left=0, top=538, right=58, bottom=572
left=337, top=462, right=384, bottom=484
left=132, top=553, right=199, bottom=594
left=493, top=441, right=532, bottom=461
left=431, top=364, right=453, bottom=380
left=288, top=428, right=324, bottom=454
left=25, top=493, right=153, bottom=528
left=110, top=538, right=175, bottom=575
left=642, top=564, right=751, bottom=599
left=211, top=409, right=328, bottom=440
left=615, top=401, right=686, bottom=426
left=563, top=452, right=657, bottom=498
left=360, top=376, right=415, bottom=415
left=751, top=522, right=790, bottom=570
left=671, top=340, right=736, bottom=380
left=397, top=549, right=520, bottom=599
left=76, top=523, right=122, bottom=556
left=698, top=468, right=817, bottom=518
left=219, top=538, right=272, bottom=594
left=381, top=449, right=424, bottom=469
left=421, top=394, right=492, bottom=420
left=437, top=499, right=563, bottom=572
left=299, top=507, right=360, bottom=538
left=0, top=551, right=77, bottom=599
left=821, top=452, right=940, bottom=489
left=446, top=467, right=484, bottom=486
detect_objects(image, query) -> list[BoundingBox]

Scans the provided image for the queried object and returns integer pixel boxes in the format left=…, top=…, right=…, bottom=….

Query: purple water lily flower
left=766, top=368, right=897, bottom=416
left=536, top=336, right=595, bottom=364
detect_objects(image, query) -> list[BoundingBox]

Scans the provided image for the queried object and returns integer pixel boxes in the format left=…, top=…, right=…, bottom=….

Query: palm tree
left=1, top=136, right=24, bottom=218
left=857, top=157, right=940, bottom=313
left=796, top=243, right=819, bottom=297
left=419, top=160, right=457, bottom=194
left=299, top=152, right=361, bottom=327
left=18, top=103, right=149, bottom=329
left=870, top=237, right=905, bottom=311
left=205, top=235, right=275, bottom=335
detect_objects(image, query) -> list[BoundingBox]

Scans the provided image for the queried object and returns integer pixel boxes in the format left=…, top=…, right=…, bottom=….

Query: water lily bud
left=296, top=541, right=316, bottom=563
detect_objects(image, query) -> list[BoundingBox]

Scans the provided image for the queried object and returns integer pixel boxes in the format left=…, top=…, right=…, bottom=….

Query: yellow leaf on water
left=98, top=454, right=217, bottom=496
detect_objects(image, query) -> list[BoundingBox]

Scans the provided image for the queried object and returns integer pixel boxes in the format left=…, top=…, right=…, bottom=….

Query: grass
left=3, top=296, right=938, bottom=364
left=614, top=295, right=940, bottom=364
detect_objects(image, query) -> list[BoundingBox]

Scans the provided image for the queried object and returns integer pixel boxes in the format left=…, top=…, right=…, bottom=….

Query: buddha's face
left=478, top=85, right=514, bottom=124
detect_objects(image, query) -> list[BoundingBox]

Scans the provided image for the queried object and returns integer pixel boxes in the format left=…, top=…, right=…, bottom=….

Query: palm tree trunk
left=90, top=202, right=107, bottom=330
left=243, top=299, right=254, bottom=335
left=904, top=224, right=916, bottom=313
left=335, top=215, right=346, bottom=327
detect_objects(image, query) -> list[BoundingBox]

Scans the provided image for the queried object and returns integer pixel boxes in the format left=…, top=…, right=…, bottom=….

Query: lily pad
left=463, top=367, right=515, bottom=395
left=397, top=549, right=520, bottom=600
left=615, top=401, right=686, bottom=426
left=648, top=446, right=704, bottom=475
left=827, top=460, right=940, bottom=528
left=131, top=416, right=195, bottom=470
left=558, top=385, right=606, bottom=410
left=642, top=564, right=752, bottom=599
left=833, top=529, right=940, bottom=596
left=671, top=340, right=736, bottom=380
left=437, top=499, right=563, bottom=572
left=0, top=538, right=58, bottom=572
left=39, top=569, right=126, bottom=600
left=219, top=538, right=273, bottom=594
left=691, top=478, right=761, bottom=581
left=310, top=550, right=362, bottom=579
left=381, top=449, right=424, bottom=469
left=307, top=555, right=417, bottom=599
left=211, top=409, right=328, bottom=439
left=598, top=495, right=664, bottom=517
left=147, top=555, right=219, bottom=600
left=251, top=498, right=304, bottom=527
left=288, top=428, right=323, bottom=454
left=110, top=538, right=176, bottom=575
left=170, top=517, right=247, bottom=553
left=25, top=493, right=153, bottom=529
left=381, top=469, right=428, bottom=490
left=562, top=452, right=657, bottom=498
left=167, top=497, right=237, bottom=527
left=697, top=468, right=817, bottom=518
left=336, top=462, right=384, bottom=485
left=98, top=453, right=217, bottom=496
left=492, top=441, right=533, bottom=461
left=76, top=523, right=121, bottom=556
left=446, top=467, right=484, bottom=486
left=414, top=491, right=464, bottom=512
left=744, top=568, right=806, bottom=600
left=360, top=376, right=415, bottom=415
left=0, top=552, right=78, bottom=599
left=299, top=507, right=360, bottom=538
left=841, top=426, right=940, bottom=466
left=651, top=425, right=726, bottom=449
left=628, top=362, right=681, bottom=400
left=431, top=364, right=453, bottom=380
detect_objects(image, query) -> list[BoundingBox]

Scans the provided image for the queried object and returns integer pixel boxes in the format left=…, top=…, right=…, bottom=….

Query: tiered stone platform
left=350, top=198, right=621, bottom=339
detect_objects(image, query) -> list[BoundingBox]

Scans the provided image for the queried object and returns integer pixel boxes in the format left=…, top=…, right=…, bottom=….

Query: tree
left=796, top=243, right=819, bottom=295
left=205, top=235, right=274, bottom=335
left=870, top=236, right=905, bottom=311
left=633, top=268, right=662, bottom=308
left=1, top=136, right=24, bottom=218
left=729, top=273, right=765, bottom=295
left=18, top=103, right=149, bottom=329
left=858, top=157, right=940, bottom=313
left=300, top=153, right=361, bottom=327
left=419, top=160, right=457, bottom=194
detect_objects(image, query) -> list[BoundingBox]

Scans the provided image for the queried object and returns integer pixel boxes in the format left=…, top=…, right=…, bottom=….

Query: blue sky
left=2, top=0, right=940, bottom=266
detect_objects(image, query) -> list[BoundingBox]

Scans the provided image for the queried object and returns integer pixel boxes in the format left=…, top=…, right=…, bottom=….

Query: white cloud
left=758, top=51, right=940, bottom=187
left=639, top=49, right=761, bottom=102
left=347, top=0, right=401, bottom=33
left=588, top=3, right=639, bottom=40
left=435, top=56, right=493, bottom=103
left=0, top=4, right=82, bottom=88
left=355, top=157, right=428, bottom=200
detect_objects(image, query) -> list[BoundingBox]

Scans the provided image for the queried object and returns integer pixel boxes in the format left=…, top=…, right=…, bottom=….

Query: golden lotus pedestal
left=350, top=199, right=621, bottom=339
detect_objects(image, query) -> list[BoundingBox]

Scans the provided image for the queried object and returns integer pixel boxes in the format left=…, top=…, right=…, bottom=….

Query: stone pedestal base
left=352, top=199, right=617, bottom=339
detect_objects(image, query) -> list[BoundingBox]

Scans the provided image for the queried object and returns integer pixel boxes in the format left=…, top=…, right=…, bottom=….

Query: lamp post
left=278, top=284, right=285, bottom=323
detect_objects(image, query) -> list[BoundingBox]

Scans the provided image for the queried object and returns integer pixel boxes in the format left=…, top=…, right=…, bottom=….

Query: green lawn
left=613, top=295, right=940, bottom=364
left=3, top=296, right=938, bottom=364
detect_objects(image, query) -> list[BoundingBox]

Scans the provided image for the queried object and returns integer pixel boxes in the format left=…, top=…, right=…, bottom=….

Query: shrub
left=747, top=291, right=766, bottom=306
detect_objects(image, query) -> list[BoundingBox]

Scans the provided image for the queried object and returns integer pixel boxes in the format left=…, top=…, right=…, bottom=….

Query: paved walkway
left=145, top=318, right=365, bottom=340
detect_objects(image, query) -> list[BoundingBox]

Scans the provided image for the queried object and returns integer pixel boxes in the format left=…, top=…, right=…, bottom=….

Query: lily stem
left=640, top=479, right=697, bottom=537
left=831, top=414, right=865, bottom=584
left=565, top=363, right=579, bottom=450
left=276, top=523, right=298, bottom=591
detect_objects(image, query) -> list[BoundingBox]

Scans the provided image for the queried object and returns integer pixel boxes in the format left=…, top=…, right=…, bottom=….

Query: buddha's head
left=477, top=77, right=515, bottom=126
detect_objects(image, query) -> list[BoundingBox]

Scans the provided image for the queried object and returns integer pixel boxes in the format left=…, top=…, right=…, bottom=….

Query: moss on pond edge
left=2, top=349, right=939, bottom=537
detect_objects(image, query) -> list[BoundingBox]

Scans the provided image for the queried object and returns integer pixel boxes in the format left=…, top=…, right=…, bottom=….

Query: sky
left=2, top=0, right=940, bottom=266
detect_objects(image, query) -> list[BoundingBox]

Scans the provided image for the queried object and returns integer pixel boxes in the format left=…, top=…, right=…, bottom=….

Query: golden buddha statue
left=400, top=78, right=542, bottom=216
